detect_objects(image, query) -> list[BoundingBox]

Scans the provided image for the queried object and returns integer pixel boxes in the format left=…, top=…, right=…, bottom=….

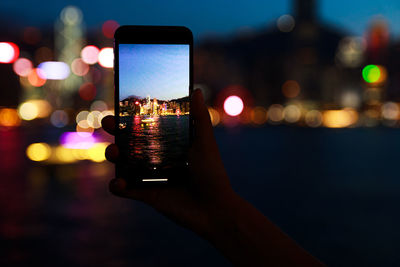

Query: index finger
left=101, top=115, right=116, bottom=135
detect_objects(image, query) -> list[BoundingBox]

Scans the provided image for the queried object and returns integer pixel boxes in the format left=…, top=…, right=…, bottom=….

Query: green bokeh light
left=362, top=65, right=381, bottom=83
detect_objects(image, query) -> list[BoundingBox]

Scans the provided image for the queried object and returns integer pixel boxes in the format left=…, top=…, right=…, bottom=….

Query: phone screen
left=118, top=44, right=190, bottom=182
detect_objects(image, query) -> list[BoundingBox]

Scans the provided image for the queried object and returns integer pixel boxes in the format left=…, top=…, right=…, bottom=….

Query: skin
left=102, top=89, right=325, bottom=266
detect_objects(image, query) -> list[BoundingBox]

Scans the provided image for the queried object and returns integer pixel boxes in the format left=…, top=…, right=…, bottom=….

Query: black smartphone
left=114, top=26, right=193, bottom=185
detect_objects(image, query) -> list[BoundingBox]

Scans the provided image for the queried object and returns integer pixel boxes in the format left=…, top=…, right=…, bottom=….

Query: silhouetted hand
left=102, top=88, right=324, bottom=266
left=102, top=88, right=235, bottom=237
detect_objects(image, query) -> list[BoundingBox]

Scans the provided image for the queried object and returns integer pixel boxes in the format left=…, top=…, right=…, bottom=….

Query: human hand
left=102, top=88, right=237, bottom=237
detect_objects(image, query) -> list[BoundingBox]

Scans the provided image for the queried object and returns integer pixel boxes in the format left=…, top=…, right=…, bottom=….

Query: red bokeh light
left=102, top=20, right=119, bottom=39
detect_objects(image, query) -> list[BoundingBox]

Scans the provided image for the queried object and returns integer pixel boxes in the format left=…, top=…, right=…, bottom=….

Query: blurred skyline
left=1, top=0, right=400, bottom=39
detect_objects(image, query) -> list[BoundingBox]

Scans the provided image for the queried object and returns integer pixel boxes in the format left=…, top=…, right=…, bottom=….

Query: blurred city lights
left=90, top=100, right=108, bottom=112
left=305, top=110, right=323, bottom=127
left=60, top=6, right=82, bottom=25
left=282, top=80, right=301, bottom=98
left=13, top=58, right=33, bottom=77
left=60, top=132, right=96, bottom=149
left=71, top=58, right=89, bottom=76
left=102, top=20, right=119, bottom=39
left=250, top=106, right=268, bottom=125
left=26, top=143, right=51, bottom=162
left=76, top=124, right=94, bottom=136
left=18, top=102, right=39, bottom=120
left=362, top=65, right=381, bottom=83
left=382, top=102, right=399, bottom=120
left=76, top=110, right=90, bottom=125
left=322, top=110, right=355, bottom=128
left=341, top=91, right=361, bottom=108
left=27, top=68, right=46, bottom=87
left=81, top=45, right=99, bottom=64
left=277, top=15, right=295, bottom=32
left=0, top=42, right=19, bottom=63
left=268, top=104, right=284, bottom=122
left=54, top=146, right=76, bottom=163
left=87, top=111, right=102, bottom=129
left=0, top=108, right=21, bottom=127
left=336, top=37, right=366, bottom=67
left=208, top=107, right=221, bottom=126
left=283, top=105, right=301, bottom=123
left=223, top=95, right=244, bottom=116
left=79, top=82, right=96, bottom=101
left=98, top=47, right=114, bottom=68
left=50, top=110, right=69, bottom=128
left=38, top=61, right=70, bottom=80
left=87, top=142, right=108, bottom=162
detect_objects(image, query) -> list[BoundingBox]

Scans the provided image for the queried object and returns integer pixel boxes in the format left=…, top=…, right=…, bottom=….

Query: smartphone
left=114, top=26, right=193, bottom=185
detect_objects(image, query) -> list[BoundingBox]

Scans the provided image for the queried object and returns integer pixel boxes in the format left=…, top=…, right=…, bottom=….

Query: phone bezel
left=114, top=26, right=193, bottom=185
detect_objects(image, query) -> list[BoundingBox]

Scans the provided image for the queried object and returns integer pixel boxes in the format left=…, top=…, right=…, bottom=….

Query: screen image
left=118, top=44, right=190, bottom=175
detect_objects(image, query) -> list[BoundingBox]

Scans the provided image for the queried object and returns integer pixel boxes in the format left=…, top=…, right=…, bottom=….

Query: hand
left=102, top=89, right=236, bottom=237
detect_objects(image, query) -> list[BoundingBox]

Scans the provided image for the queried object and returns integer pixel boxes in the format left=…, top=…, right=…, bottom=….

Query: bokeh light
left=223, top=95, right=244, bottom=116
left=362, top=65, right=381, bottom=83
left=26, top=143, right=51, bottom=162
left=50, top=110, right=69, bottom=128
left=60, top=6, right=82, bottom=25
left=71, top=58, right=89, bottom=76
left=323, top=110, right=356, bottom=128
left=283, top=105, right=301, bottom=123
left=90, top=100, right=108, bottom=112
left=102, top=20, right=119, bottom=38
left=38, top=61, right=70, bottom=80
left=13, top=58, right=33, bottom=77
left=87, top=142, right=108, bottom=162
left=277, top=15, right=295, bottom=32
left=81, top=45, right=99, bottom=64
left=87, top=111, right=103, bottom=129
left=250, top=106, right=267, bottom=125
left=27, top=68, right=46, bottom=86
left=18, top=102, right=39, bottom=120
left=268, top=104, right=284, bottom=122
left=381, top=102, right=399, bottom=120
left=98, top=47, right=114, bottom=68
left=0, top=42, right=19, bottom=64
left=282, top=80, right=301, bottom=98
left=76, top=110, right=90, bottom=125
left=60, top=132, right=96, bottom=149
left=305, top=110, right=323, bottom=127
left=79, top=82, right=96, bottom=101
left=0, top=108, right=21, bottom=127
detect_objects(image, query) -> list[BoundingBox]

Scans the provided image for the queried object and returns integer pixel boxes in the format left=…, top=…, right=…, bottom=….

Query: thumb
left=191, top=89, right=215, bottom=145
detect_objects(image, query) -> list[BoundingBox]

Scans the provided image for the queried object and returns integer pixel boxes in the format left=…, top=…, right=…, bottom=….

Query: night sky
left=1, top=0, right=400, bottom=39
left=119, top=44, right=189, bottom=101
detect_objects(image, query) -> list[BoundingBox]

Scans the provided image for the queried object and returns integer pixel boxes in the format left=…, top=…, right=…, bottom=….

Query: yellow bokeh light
left=322, top=110, right=357, bottom=128
left=54, top=146, right=76, bottom=163
left=26, top=143, right=51, bottom=161
left=18, top=102, right=39, bottom=120
left=87, top=142, right=108, bottom=162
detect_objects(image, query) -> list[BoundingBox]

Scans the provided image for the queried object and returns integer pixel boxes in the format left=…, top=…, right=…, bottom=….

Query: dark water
left=2, top=126, right=400, bottom=266
left=119, top=115, right=189, bottom=171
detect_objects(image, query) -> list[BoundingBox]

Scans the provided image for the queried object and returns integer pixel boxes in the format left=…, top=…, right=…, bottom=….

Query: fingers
left=101, top=115, right=115, bottom=135
left=105, top=144, right=119, bottom=162
left=191, top=89, right=214, bottom=144
left=109, top=178, right=158, bottom=203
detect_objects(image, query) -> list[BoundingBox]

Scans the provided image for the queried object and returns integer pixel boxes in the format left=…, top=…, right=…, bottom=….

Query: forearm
left=204, top=192, right=325, bottom=266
